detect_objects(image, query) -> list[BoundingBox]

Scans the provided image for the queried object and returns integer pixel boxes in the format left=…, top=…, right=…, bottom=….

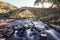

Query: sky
left=1, top=0, right=35, bottom=8
left=1, top=0, right=54, bottom=8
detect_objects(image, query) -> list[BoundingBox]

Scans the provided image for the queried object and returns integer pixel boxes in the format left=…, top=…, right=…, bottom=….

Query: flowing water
left=7, top=19, right=60, bottom=40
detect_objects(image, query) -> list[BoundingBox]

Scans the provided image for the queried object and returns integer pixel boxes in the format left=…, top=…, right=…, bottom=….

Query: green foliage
left=34, top=0, right=60, bottom=6
left=7, top=10, right=13, bottom=16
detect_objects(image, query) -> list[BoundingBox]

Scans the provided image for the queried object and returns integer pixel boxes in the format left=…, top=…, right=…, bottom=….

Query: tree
left=34, top=0, right=60, bottom=8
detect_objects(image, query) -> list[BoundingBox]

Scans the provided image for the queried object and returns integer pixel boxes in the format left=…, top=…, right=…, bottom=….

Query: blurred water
left=8, top=19, right=60, bottom=40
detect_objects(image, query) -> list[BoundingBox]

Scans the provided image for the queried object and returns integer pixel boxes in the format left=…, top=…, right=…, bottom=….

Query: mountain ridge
left=0, top=1, right=17, bottom=13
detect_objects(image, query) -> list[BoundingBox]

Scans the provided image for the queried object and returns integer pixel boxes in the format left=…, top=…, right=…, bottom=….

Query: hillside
left=0, top=1, right=17, bottom=13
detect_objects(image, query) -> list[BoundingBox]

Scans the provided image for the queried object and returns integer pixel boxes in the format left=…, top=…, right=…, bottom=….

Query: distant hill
left=11, top=7, right=60, bottom=26
left=0, top=1, right=17, bottom=13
